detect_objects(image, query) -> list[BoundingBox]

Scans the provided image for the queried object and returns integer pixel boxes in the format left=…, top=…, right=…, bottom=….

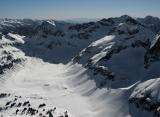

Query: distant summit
left=63, top=18, right=100, bottom=24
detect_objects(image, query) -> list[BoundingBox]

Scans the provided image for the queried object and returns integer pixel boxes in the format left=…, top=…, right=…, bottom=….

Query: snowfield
left=0, top=57, right=91, bottom=117
left=0, top=57, right=134, bottom=117
left=1, top=15, right=160, bottom=117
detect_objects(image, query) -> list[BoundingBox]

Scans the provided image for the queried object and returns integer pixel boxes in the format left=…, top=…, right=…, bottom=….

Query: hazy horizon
left=0, top=0, right=160, bottom=20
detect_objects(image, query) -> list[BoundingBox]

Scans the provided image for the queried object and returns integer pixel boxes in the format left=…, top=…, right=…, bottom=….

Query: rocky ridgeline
left=129, top=97, right=160, bottom=117
left=0, top=47, right=25, bottom=74
left=1, top=15, right=160, bottom=116
left=128, top=78, right=160, bottom=117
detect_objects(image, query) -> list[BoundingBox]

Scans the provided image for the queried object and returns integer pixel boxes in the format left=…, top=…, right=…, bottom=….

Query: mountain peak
left=119, top=14, right=131, bottom=19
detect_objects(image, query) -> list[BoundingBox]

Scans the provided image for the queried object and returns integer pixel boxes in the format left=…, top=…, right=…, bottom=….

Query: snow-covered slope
left=0, top=58, right=92, bottom=117
left=129, top=78, right=160, bottom=117
left=1, top=15, right=160, bottom=117
left=0, top=33, right=26, bottom=74
left=73, top=16, right=159, bottom=89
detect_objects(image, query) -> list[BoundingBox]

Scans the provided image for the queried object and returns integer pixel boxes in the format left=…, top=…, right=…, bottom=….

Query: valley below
left=1, top=15, right=160, bottom=117
left=0, top=57, right=132, bottom=117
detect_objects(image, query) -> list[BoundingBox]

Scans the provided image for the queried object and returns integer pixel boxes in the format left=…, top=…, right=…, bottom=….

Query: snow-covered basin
left=0, top=57, right=133, bottom=117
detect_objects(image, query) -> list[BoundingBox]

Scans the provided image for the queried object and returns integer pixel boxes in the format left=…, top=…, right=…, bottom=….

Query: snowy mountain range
left=0, top=15, right=160, bottom=117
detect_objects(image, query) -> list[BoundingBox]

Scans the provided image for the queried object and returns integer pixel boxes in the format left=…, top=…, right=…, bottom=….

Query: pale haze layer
left=0, top=0, right=160, bottom=19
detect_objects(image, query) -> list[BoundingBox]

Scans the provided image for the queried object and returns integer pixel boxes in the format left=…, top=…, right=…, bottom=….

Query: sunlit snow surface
left=1, top=16, right=160, bottom=117
left=0, top=57, right=133, bottom=117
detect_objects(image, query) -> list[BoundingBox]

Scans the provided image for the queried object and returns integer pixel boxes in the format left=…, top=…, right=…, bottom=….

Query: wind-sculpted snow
left=1, top=15, right=160, bottom=117
left=129, top=78, right=160, bottom=117
left=73, top=17, right=160, bottom=89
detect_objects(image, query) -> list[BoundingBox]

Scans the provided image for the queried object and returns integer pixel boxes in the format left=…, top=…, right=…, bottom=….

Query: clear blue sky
left=0, top=0, right=160, bottom=19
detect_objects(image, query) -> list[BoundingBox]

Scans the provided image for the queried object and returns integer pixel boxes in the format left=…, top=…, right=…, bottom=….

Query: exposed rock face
left=144, top=35, right=160, bottom=68
left=72, top=16, right=158, bottom=89
left=0, top=45, right=24, bottom=74
left=129, top=78, right=160, bottom=117
left=138, top=16, right=160, bottom=33
left=1, top=15, right=160, bottom=117
left=0, top=32, right=26, bottom=74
